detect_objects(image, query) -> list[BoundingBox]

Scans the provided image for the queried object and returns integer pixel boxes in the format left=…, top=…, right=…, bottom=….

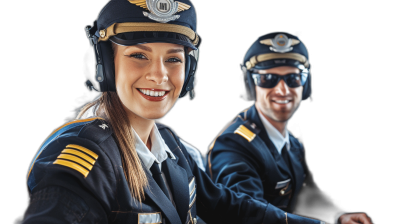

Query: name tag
left=138, top=212, right=162, bottom=224
left=275, top=179, right=290, bottom=189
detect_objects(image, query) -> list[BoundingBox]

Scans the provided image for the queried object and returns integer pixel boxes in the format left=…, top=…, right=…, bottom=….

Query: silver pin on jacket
left=99, top=124, right=108, bottom=130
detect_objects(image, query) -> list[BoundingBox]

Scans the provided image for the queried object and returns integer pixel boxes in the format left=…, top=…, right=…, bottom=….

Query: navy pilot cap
left=94, top=0, right=200, bottom=49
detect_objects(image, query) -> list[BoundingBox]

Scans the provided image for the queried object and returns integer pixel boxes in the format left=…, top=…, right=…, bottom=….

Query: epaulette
left=26, top=117, right=108, bottom=192
left=234, top=125, right=256, bottom=142
left=206, top=107, right=249, bottom=151
left=53, top=144, right=99, bottom=178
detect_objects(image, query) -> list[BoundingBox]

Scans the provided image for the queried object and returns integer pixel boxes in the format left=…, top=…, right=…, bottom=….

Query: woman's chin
left=131, top=109, right=169, bottom=121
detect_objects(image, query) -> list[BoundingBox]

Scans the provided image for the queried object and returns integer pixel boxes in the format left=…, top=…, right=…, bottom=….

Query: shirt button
left=280, top=189, right=285, bottom=195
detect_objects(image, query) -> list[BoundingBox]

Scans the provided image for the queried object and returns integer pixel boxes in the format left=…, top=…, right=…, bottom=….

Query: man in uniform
left=206, top=32, right=372, bottom=224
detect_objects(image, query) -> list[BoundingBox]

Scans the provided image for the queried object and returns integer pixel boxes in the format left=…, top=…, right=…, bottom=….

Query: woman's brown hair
left=77, top=92, right=148, bottom=203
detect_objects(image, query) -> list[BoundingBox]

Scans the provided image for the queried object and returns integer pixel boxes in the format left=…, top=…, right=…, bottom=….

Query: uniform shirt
left=257, top=110, right=290, bottom=154
left=132, top=124, right=176, bottom=205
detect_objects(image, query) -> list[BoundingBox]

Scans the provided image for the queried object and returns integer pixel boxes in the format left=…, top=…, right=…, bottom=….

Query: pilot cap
left=243, top=32, right=309, bottom=71
left=95, top=0, right=200, bottom=49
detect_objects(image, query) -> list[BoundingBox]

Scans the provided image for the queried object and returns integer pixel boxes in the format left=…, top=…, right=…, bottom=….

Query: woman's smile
left=136, top=88, right=170, bottom=101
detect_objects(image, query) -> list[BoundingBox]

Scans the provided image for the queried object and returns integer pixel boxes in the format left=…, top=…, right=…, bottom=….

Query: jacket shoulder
left=209, top=114, right=260, bottom=151
left=28, top=117, right=117, bottom=192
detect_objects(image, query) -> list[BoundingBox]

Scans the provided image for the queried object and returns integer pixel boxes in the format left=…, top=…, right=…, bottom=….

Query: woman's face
left=114, top=42, right=185, bottom=120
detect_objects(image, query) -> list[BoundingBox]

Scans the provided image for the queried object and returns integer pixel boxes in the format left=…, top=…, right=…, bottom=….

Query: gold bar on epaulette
left=57, top=154, right=93, bottom=171
left=234, top=125, right=256, bottom=142
left=66, top=144, right=99, bottom=159
left=62, top=149, right=96, bottom=165
left=53, top=159, right=89, bottom=177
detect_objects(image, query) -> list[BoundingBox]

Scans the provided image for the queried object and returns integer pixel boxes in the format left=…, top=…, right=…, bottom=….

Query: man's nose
left=146, top=59, right=168, bottom=85
left=274, top=79, right=290, bottom=95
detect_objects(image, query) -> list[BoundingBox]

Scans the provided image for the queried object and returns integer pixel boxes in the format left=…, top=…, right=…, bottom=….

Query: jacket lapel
left=143, top=167, right=182, bottom=224
left=163, top=157, right=190, bottom=224
left=247, top=105, right=293, bottom=178
left=286, top=142, right=303, bottom=197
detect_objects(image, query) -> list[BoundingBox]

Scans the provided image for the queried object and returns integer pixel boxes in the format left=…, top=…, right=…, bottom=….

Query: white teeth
left=275, top=100, right=289, bottom=104
left=139, top=89, right=167, bottom=97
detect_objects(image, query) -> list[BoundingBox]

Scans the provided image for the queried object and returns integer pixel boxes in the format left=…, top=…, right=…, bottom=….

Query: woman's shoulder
left=53, top=117, right=113, bottom=144
left=27, top=117, right=119, bottom=193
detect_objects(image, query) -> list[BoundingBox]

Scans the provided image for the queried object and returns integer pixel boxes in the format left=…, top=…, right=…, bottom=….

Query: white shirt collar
left=132, top=124, right=176, bottom=171
left=257, top=110, right=290, bottom=154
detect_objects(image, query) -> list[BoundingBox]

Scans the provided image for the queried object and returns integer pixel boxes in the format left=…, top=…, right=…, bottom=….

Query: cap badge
left=259, top=34, right=300, bottom=53
left=128, top=0, right=191, bottom=23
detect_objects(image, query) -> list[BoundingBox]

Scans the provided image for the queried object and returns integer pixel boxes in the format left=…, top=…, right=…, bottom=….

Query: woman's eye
left=129, top=53, right=147, bottom=60
left=166, top=57, right=182, bottom=63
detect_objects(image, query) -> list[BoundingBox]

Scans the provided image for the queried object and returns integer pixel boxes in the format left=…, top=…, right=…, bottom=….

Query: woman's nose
left=146, top=59, right=168, bottom=85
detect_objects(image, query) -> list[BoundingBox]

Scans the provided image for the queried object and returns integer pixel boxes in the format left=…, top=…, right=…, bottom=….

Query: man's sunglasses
left=252, top=73, right=308, bottom=88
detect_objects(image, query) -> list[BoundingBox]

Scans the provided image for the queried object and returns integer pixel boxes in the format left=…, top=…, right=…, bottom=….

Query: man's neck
left=255, top=105, right=287, bottom=136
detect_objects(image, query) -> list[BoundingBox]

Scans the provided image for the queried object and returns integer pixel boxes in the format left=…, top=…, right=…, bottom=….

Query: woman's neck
left=125, top=108, right=154, bottom=150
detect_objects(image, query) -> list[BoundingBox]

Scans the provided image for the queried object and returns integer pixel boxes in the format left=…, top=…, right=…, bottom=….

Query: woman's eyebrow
left=133, top=44, right=152, bottom=52
left=167, top=48, right=184, bottom=54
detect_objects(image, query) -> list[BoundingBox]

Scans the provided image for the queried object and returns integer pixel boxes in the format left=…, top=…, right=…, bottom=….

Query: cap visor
left=109, top=31, right=197, bottom=50
left=253, top=59, right=306, bottom=70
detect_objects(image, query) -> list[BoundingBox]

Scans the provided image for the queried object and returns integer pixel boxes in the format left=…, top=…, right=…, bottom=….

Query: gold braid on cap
left=245, top=53, right=309, bottom=70
left=97, top=22, right=199, bottom=46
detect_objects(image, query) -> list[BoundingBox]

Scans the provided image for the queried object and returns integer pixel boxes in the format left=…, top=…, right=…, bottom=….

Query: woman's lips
left=136, top=88, right=170, bottom=101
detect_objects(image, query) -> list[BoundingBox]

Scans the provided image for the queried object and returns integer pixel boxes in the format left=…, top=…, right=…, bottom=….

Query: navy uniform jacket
left=207, top=105, right=309, bottom=213
left=24, top=117, right=323, bottom=224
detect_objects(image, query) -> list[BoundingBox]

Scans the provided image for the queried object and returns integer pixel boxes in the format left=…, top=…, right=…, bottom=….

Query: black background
left=7, top=0, right=390, bottom=223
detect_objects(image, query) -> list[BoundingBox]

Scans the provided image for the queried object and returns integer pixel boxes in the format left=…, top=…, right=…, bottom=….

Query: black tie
left=150, top=161, right=170, bottom=200
left=281, top=144, right=291, bottom=167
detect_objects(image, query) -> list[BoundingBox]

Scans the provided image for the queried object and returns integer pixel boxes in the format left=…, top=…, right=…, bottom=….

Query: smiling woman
left=22, top=0, right=326, bottom=224
left=114, top=43, right=185, bottom=119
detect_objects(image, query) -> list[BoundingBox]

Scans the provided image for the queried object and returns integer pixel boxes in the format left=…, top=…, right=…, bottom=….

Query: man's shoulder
left=209, top=108, right=262, bottom=150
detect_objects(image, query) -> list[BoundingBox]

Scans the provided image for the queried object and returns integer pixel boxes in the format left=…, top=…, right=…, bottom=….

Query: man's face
left=254, top=66, right=303, bottom=123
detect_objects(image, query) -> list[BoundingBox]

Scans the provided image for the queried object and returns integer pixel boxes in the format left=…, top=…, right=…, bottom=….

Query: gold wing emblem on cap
left=128, top=0, right=148, bottom=10
left=128, top=0, right=191, bottom=12
left=260, top=38, right=300, bottom=46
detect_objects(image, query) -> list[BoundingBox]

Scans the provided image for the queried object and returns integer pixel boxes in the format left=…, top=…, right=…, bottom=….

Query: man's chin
left=270, top=112, right=293, bottom=123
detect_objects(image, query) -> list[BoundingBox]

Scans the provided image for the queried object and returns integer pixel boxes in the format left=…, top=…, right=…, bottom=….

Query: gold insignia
left=177, top=2, right=191, bottom=12
left=99, top=29, right=106, bottom=38
left=234, top=125, right=256, bottom=142
left=128, top=0, right=148, bottom=10
left=53, top=144, right=99, bottom=178
left=128, top=0, right=191, bottom=12
left=259, top=39, right=273, bottom=46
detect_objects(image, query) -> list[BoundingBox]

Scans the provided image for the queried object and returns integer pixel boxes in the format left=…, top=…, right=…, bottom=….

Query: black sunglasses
left=252, top=72, right=308, bottom=88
